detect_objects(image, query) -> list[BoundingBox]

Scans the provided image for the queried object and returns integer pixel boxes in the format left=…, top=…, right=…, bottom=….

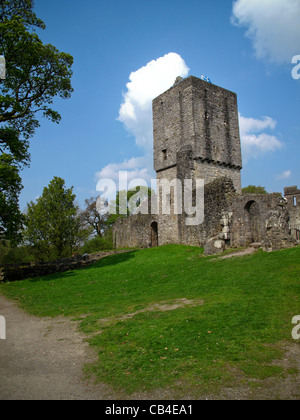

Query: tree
left=242, top=185, right=267, bottom=195
left=0, top=0, right=73, bottom=242
left=24, top=177, right=81, bottom=261
left=0, top=153, right=23, bottom=242
left=0, top=0, right=44, bottom=27
left=80, top=196, right=110, bottom=238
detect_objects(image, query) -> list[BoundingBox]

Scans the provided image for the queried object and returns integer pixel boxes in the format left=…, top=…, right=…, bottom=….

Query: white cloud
left=95, top=155, right=156, bottom=202
left=95, top=155, right=154, bottom=186
left=96, top=53, right=190, bottom=194
left=118, top=52, right=190, bottom=153
left=232, top=0, right=300, bottom=64
left=276, top=170, right=292, bottom=180
left=239, top=114, right=284, bottom=160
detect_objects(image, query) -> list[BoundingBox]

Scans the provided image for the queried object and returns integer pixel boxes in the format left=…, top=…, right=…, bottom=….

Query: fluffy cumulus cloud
left=118, top=52, right=190, bottom=153
left=239, top=114, right=284, bottom=160
left=276, top=170, right=292, bottom=180
left=96, top=53, right=190, bottom=191
left=95, top=156, right=153, bottom=185
left=95, top=156, right=155, bottom=202
left=232, top=0, right=300, bottom=64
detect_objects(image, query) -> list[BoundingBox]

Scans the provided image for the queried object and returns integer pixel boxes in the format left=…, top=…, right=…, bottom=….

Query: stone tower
left=152, top=76, right=242, bottom=193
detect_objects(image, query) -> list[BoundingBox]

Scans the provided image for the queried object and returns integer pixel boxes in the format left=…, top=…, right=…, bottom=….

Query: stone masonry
left=113, top=76, right=298, bottom=254
left=284, top=186, right=300, bottom=240
left=153, top=76, right=242, bottom=192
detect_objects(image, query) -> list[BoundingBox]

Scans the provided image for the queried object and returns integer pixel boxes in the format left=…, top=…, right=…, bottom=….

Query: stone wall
left=113, top=177, right=237, bottom=250
left=203, top=191, right=297, bottom=255
left=284, top=186, right=300, bottom=240
left=156, top=165, right=179, bottom=245
left=227, top=193, right=296, bottom=251
left=113, top=214, right=156, bottom=249
left=177, top=176, right=236, bottom=247
left=0, top=251, right=129, bottom=283
left=113, top=177, right=298, bottom=254
left=194, top=160, right=241, bottom=194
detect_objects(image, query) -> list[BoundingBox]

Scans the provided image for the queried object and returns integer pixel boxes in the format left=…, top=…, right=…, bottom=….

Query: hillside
left=0, top=245, right=300, bottom=398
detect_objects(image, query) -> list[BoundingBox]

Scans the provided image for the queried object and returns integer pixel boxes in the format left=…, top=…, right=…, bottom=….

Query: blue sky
left=19, top=0, right=300, bottom=210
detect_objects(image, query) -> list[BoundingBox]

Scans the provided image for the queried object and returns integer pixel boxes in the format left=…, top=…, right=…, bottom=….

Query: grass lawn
left=0, top=245, right=300, bottom=396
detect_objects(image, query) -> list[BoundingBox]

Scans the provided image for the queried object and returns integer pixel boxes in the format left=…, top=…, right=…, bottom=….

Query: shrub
left=80, top=236, right=113, bottom=254
left=0, top=245, right=35, bottom=265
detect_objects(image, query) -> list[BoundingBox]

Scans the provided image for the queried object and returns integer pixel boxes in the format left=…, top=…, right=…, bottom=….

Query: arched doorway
left=150, top=222, right=158, bottom=247
left=244, top=200, right=261, bottom=243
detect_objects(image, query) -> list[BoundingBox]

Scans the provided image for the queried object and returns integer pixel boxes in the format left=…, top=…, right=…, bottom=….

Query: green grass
left=1, top=244, right=300, bottom=396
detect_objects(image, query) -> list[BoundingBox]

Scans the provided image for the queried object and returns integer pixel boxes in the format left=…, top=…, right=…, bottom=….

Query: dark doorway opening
left=150, top=222, right=158, bottom=247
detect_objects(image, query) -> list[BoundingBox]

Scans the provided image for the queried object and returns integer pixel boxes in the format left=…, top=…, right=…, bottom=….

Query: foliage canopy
left=242, top=185, right=267, bottom=195
left=0, top=0, right=73, bottom=242
left=24, top=177, right=81, bottom=261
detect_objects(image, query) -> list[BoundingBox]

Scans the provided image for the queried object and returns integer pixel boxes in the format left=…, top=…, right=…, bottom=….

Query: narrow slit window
left=162, top=149, right=167, bottom=161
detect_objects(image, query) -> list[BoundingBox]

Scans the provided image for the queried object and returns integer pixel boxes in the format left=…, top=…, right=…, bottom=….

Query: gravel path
left=0, top=294, right=116, bottom=400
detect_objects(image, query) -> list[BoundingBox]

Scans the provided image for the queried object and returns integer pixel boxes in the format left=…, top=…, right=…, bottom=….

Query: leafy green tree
left=0, top=0, right=44, bottom=27
left=242, top=185, right=267, bottom=195
left=0, top=153, right=23, bottom=241
left=24, top=177, right=81, bottom=261
left=0, top=0, right=73, bottom=242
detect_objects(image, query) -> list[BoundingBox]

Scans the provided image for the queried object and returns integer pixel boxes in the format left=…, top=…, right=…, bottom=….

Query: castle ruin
left=113, top=76, right=299, bottom=254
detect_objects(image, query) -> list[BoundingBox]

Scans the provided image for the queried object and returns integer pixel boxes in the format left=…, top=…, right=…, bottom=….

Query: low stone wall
left=0, top=250, right=128, bottom=283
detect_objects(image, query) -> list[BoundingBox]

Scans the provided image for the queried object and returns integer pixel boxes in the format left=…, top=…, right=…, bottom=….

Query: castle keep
left=113, top=76, right=299, bottom=253
left=153, top=76, right=242, bottom=192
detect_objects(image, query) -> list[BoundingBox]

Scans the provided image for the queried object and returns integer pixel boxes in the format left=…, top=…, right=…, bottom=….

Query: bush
left=80, top=236, right=113, bottom=254
left=0, top=245, right=35, bottom=265
left=242, top=185, right=267, bottom=194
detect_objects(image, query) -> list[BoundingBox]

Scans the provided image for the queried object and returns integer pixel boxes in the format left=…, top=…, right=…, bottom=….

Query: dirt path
left=209, top=247, right=257, bottom=261
left=0, top=295, right=117, bottom=400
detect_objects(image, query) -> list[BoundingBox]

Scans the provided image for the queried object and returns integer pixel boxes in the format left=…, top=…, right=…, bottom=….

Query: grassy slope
left=1, top=245, right=299, bottom=395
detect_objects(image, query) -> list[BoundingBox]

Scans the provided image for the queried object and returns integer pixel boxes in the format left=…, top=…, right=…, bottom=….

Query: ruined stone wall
left=113, top=177, right=237, bottom=249
left=156, top=166, right=179, bottom=245
left=113, top=214, right=155, bottom=249
left=0, top=251, right=130, bottom=283
left=284, top=186, right=300, bottom=240
left=229, top=193, right=295, bottom=250
left=194, top=160, right=241, bottom=193
left=203, top=191, right=297, bottom=255
left=113, top=182, right=297, bottom=252
left=175, top=142, right=237, bottom=246
left=202, top=178, right=236, bottom=242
